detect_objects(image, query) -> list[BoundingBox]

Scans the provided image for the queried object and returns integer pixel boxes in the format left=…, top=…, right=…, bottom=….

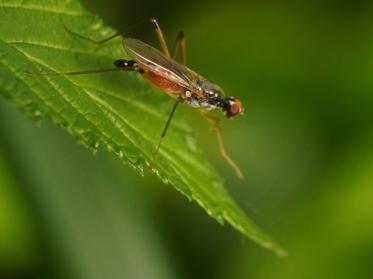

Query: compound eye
left=229, top=102, right=241, bottom=117
left=224, top=97, right=244, bottom=118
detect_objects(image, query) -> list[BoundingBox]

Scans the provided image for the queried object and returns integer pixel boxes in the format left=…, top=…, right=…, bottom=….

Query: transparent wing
left=123, top=38, right=201, bottom=90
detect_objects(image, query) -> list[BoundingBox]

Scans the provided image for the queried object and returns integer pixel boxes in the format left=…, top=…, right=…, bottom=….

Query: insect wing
left=123, top=38, right=200, bottom=89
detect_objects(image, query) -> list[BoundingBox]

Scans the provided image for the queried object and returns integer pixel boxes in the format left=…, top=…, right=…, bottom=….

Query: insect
left=25, top=19, right=245, bottom=179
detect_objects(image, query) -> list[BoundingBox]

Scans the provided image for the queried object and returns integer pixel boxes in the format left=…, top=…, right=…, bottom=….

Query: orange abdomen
left=142, top=70, right=184, bottom=94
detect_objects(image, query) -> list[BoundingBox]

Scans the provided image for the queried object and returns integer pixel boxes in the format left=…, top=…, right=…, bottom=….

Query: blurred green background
left=1, top=0, right=373, bottom=278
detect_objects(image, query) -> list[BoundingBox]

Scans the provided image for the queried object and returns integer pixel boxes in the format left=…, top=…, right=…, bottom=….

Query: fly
left=25, top=19, right=245, bottom=179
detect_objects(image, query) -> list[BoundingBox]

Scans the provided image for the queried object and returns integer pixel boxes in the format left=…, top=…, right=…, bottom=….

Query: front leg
left=201, top=110, right=244, bottom=179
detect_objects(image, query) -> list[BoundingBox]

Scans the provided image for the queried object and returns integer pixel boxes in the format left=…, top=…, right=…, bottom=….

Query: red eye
left=229, top=102, right=240, bottom=116
left=224, top=98, right=244, bottom=118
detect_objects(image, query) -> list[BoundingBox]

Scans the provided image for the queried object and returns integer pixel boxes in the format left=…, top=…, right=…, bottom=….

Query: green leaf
left=0, top=0, right=285, bottom=256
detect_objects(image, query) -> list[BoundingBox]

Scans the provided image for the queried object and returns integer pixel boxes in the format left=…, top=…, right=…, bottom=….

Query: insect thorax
left=184, top=79, right=225, bottom=109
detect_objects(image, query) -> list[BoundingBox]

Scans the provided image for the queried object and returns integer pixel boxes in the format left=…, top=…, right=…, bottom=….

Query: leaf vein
left=0, top=3, right=85, bottom=16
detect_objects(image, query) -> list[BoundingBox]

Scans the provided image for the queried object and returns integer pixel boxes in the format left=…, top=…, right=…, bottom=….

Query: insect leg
left=64, top=24, right=120, bottom=45
left=149, top=100, right=179, bottom=169
left=24, top=60, right=139, bottom=76
left=201, top=110, right=244, bottom=179
left=146, top=25, right=186, bottom=168
left=24, top=68, right=121, bottom=76
left=66, top=18, right=172, bottom=55
left=149, top=18, right=171, bottom=57
left=172, top=31, right=186, bottom=65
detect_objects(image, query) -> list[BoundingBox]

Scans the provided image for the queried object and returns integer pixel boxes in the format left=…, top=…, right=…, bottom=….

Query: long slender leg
left=64, top=18, right=155, bottom=45
left=149, top=29, right=186, bottom=168
left=201, top=111, right=244, bottom=179
left=149, top=100, right=179, bottom=168
left=149, top=18, right=171, bottom=57
left=172, top=31, right=186, bottom=64
left=65, top=18, right=171, bottom=56
left=64, top=24, right=120, bottom=45
left=25, top=25, right=125, bottom=76
left=24, top=59, right=139, bottom=76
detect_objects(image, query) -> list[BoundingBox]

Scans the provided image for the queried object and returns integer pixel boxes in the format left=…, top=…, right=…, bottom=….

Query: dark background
left=1, top=0, right=373, bottom=278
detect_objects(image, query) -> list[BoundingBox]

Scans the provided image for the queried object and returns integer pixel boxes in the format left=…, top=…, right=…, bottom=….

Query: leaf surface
left=0, top=0, right=285, bottom=255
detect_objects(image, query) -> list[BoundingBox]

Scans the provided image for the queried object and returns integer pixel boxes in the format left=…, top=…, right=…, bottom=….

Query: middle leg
left=149, top=29, right=187, bottom=168
left=149, top=100, right=180, bottom=169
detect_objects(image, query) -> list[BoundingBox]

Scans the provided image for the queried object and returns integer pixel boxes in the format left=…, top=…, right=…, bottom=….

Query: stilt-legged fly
left=25, top=19, right=245, bottom=179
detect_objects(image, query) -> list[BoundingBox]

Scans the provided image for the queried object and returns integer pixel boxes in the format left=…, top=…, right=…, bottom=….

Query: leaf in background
left=0, top=100, right=179, bottom=279
left=0, top=144, right=37, bottom=271
left=0, top=0, right=285, bottom=255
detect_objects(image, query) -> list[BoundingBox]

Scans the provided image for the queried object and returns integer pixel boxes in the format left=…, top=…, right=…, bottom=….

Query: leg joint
left=177, top=31, right=184, bottom=39
left=149, top=18, right=160, bottom=29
